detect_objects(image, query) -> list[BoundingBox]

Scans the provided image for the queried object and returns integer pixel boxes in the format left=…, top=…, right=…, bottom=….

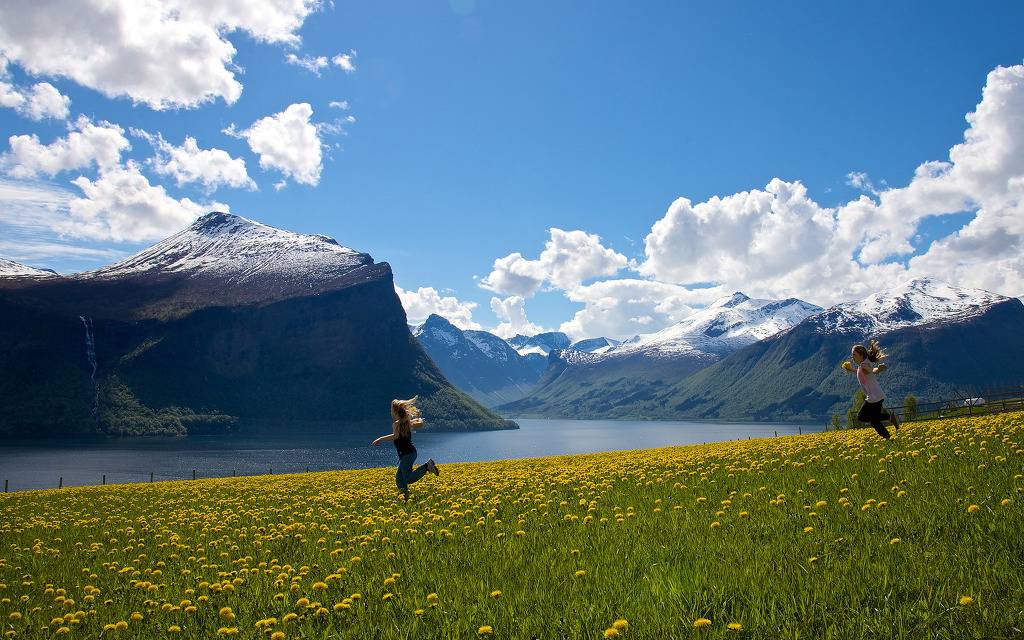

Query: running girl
left=843, top=339, right=899, bottom=439
left=371, top=396, right=439, bottom=500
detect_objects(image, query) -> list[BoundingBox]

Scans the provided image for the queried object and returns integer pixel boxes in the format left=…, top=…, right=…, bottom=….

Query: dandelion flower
left=694, top=618, right=711, bottom=628
left=478, top=625, right=493, bottom=635
left=604, top=629, right=620, bottom=638
left=613, top=619, right=628, bottom=631
left=959, top=596, right=974, bottom=606
left=727, top=622, right=742, bottom=631
left=490, top=590, right=502, bottom=599
left=967, top=504, right=980, bottom=514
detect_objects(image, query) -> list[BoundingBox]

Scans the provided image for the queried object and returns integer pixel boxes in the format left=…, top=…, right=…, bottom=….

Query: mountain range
left=0, top=212, right=516, bottom=437
left=498, top=278, right=1023, bottom=421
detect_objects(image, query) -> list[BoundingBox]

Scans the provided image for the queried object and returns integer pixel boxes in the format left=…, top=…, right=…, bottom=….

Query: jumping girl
left=844, top=339, right=899, bottom=439
left=371, top=396, right=439, bottom=500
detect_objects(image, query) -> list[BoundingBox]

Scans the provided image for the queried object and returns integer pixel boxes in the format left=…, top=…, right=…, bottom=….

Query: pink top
left=856, top=362, right=885, bottom=403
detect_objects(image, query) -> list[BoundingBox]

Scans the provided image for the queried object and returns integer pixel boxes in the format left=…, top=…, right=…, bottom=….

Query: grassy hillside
left=1, top=412, right=1021, bottom=638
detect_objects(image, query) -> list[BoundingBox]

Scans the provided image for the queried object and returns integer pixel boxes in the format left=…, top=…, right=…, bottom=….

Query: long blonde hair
left=391, top=396, right=421, bottom=438
left=853, top=338, right=887, bottom=363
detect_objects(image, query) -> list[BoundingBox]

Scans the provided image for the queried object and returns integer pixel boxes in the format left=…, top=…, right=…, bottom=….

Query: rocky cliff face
left=0, top=213, right=516, bottom=436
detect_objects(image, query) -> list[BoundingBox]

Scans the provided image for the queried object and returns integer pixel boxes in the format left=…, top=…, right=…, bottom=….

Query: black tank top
left=394, top=432, right=415, bottom=457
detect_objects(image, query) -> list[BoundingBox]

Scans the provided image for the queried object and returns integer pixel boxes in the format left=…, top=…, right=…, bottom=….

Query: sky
left=1, top=1, right=1023, bottom=341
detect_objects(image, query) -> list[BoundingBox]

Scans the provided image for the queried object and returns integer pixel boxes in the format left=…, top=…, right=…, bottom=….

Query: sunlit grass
left=1, top=412, right=1022, bottom=638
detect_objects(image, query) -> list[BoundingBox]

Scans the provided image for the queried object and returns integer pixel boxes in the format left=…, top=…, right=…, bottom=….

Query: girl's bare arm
left=410, top=418, right=425, bottom=429
left=371, top=433, right=396, bottom=445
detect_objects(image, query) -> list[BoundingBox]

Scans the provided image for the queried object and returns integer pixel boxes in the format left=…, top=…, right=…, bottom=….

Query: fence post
left=232, top=469, right=236, bottom=477
left=4, top=479, right=7, bottom=493
left=59, top=477, right=63, bottom=489
left=193, top=469, right=197, bottom=481
left=269, top=468, right=273, bottom=475
left=774, top=430, right=778, bottom=437
left=799, top=426, right=802, bottom=435
left=102, top=474, right=106, bottom=485
left=150, top=472, right=154, bottom=483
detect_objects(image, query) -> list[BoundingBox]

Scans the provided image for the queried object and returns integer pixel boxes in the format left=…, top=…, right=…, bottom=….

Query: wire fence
left=884, top=385, right=1024, bottom=424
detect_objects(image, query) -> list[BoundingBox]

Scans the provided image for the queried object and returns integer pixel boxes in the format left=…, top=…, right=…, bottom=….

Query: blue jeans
left=396, top=451, right=429, bottom=496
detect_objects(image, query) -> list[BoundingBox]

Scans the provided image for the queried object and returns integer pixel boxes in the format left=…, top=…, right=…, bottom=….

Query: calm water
left=0, top=418, right=821, bottom=492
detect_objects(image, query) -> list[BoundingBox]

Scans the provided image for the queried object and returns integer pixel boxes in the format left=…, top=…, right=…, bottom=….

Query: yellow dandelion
left=727, top=622, right=742, bottom=631
left=959, top=596, right=974, bottom=606
left=490, top=590, right=502, bottom=599
left=612, top=619, right=628, bottom=631
left=889, top=538, right=901, bottom=545
left=271, top=633, right=286, bottom=640
left=694, top=618, right=712, bottom=628
left=574, top=570, right=586, bottom=578
left=478, top=625, right=493, bottom=636
left=604, top=629, right=620, bottom=639
left=967, top=504, right=980, bottom=514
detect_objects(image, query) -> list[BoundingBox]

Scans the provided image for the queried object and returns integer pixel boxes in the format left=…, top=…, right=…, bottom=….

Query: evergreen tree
left=831, top=414, right=841, bottom=430
left=904, top=394, right=918, bottom=421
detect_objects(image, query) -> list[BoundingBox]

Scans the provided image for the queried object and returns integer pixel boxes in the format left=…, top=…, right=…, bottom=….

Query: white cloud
left=0, top=0, right=320, bottom=110
left=64, top=161, right=228, bottom=242
left=2, top=116, right=130, bottom=178
left=225, top=103, right=323, bottom=186
left=637, top=63, right=1024, bottom=308
left=480, top=228, right=629, bottom=297
left=0, top=57, right=71, bottom=120
left=332, top=50, right=357, bottom=73
left=21, top=83, right=71, bottom=120
left=489, top=296, right=545, bottom=339
left=395, top=285, right=481, bottom=330
left=558, top=279, right=718, bottom=341
left=329, top=100, right=350, bottom=110
left=285, top=53, right=329, bottom=75
left=134, top=130, right=256, bottom=192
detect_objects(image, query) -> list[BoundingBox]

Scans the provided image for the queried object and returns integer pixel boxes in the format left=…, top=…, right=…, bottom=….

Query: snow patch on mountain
left=596, top=293, right=822, bottom=360
left=0, top=258, right=58, bottom=278
left=813, top=277, right=1011, bottom=335
left=79, top=212, right=373, bottom=283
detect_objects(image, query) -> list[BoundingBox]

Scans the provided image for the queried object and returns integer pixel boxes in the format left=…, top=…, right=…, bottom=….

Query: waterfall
left=79, top=315, right=98, bottom=417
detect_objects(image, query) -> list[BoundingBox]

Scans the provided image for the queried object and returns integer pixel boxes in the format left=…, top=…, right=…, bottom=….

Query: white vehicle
left=963, top=397, right=986, bottom=407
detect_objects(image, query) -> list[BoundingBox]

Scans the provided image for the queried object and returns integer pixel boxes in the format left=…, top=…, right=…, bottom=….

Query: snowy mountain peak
left=0, top=257, right=59, bottom=279
left=80, top=211, right=373, bottom=282
left=507, top=331, right=571, bottom=357
left=713, top=292, right=751, bottom=309
left=601, top=294, right=822, bottom=360
left=413, top=314, right=462, bottom=346
left=833, top=277, right=1009, bottom=332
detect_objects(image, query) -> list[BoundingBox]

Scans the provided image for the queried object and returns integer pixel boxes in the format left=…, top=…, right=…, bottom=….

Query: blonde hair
left=391, top=396, right=421, bottom=438
left=853, top=338, right=887, bottom=363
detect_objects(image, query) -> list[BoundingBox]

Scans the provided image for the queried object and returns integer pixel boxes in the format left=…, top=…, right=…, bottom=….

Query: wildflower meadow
left=1, top=413, right=1022, bottom=639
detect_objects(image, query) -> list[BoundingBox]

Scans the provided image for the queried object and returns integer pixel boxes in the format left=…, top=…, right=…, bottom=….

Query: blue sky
left=1, top=1, right=1023, bottom=339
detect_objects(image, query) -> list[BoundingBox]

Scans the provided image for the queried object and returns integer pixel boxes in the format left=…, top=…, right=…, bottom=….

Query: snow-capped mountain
left=808, top=277, right=1011, bottom=334
left=0, top=258, right=58, bottom=279
left=82, top=211, right=373, bottom=284
left=567, top=337, right=621, bottom=354
left=592, top=293, right=822, bottom=361
left=499, top=293, right=822, bottom=418
left=0, top=212, right=514, bottom=437
left=507, top=331, right=572, bottom=357
left=413, top=314, right=542, bottom=407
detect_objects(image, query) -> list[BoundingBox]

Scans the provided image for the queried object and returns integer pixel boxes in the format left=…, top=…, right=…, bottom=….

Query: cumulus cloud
left=480, top=228, right=629, bottom=297
left=489, top=295, right=545, bottom=339
left=133, top=130, right=256, bottom=192
left=0, top=57, right=71, bottom=120
left=332, top=50, right=357, bottom=73
left=0, top=0, right=320, bottom=109
left=63, top=161, right=227, bottom=242
left=329, top=100, right=350, bottom=110
left=395, top=285, right=481, bottom=330
left=285, top=53, right=329, bottom=75
left=2, top=116, right=130, bottom=178
left=225, top=103, right=323, bottom=187
left=558, top=279, right=719, bottom=341
left=637, top=64, right=1024, bottom=308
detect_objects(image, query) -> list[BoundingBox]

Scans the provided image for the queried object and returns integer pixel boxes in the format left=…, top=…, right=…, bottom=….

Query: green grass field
left=1, top=412, right=1022, bottom=639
